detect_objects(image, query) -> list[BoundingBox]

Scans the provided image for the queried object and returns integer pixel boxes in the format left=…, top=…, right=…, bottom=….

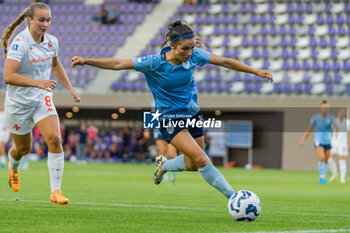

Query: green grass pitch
left=0, top=161, right=350, bottom=233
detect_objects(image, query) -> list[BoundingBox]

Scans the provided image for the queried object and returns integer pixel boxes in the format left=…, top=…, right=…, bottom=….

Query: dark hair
left=1, top=2, right=50, bottom=58
left=321, top=100, right=327, bottom=104
left=161, top=20, right=204, bottom=48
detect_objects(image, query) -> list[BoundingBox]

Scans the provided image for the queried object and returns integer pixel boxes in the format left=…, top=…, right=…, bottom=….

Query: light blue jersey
left=133, top=46, right=211, bottom=120
left=310, top=113, right=335, bottom=145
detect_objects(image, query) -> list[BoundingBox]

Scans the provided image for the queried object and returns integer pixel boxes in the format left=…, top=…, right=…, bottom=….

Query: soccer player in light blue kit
left=71, top=20, right=273, bottom=199
left=300, top=100, right=337, bottom=184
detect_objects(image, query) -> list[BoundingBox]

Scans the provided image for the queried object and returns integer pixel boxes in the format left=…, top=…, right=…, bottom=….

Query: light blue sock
left=323, top=163, right=328, bottom=178
left=198, top=163, right=235, bottom=199
left=163, top=155, right=187, bottom=172
left=318, top=162, right=325, bottom=179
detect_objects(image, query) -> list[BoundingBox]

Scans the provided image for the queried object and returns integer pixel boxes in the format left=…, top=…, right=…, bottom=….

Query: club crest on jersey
left=47, top=43, right=52, bottom=49
left=137, top=56, right=148, bottom=62
left=183, top=61, right=190, bottom=69
left=12, top=44, right=18, bottom=51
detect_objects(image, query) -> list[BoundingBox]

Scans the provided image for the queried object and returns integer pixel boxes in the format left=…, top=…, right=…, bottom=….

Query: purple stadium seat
left=322, top=61, right=331, bottom=71
left=346, top=85, right=350, bottom=94
left=334, top=74, right=342, bottom=83
left=325, top=84, right=333, bottom=93
left=308, top=26, right=316, bottom=35
left=312, top=61, right=321, bottom=71
left=244, top=82, right=254, bottom=92
left=251, top=49, right=259, bottom=58
left=233, top=73, right=242, bottom=82
left=274, top=83, right=283, bottom=93
left=338, top=26, right=346, bottom=36
left=305, top=83, right=313, bottom=93
left=294, top=83, right=303, bottom=93
left=284, top=83, right=293, bottom=93
left=302, top=61, right=311, bottom=70
left=324, top=74, right=333, bottom=83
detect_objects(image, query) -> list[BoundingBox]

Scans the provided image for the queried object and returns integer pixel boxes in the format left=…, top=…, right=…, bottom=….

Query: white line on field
left=0, top=198, right=206, bottom=210
left=270, top=211, right=350, bottom=218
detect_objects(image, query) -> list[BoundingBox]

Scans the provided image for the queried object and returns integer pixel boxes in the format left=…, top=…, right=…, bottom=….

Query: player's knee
left=191, top=151, right=209, bottom=168
left=46, top=134, right=61, bottom=146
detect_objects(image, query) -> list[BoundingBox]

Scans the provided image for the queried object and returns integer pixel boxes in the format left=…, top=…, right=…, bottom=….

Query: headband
left=170, top=33, right=194, bottom=42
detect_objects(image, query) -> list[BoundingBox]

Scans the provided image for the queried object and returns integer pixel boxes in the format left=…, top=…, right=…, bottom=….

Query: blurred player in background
left=0, top=102, right=10, bottom=168
left=328, top=109, right=349, bottom=184
left=71, top=20, right=273, bottom=199
left=1, top=2, right=80, bottom=204
left=299, top=100, right=337, bottom=184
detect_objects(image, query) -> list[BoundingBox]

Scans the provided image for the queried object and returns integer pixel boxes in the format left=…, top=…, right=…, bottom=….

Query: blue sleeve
left=192, top=47, right=211, bottom=66
left=132, top=55, right=154, bottom=73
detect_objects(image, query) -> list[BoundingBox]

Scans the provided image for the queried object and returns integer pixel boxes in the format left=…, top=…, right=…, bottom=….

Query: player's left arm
left=208, top=53, right=273, bottom=83
left=51, top=56, right=80, bottom=102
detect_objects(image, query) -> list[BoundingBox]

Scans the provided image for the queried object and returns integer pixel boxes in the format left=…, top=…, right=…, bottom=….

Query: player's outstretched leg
left=170, top=131, right=235, bottom=198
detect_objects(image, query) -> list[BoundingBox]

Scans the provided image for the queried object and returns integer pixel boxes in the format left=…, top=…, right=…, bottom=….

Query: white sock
left=339, top=159, right=347, bottom=181
left=328, top=158, right=337, bottom=176
left=0, top=155, right=6, bottom=165
left=47, top=152, right=64, bottom=193
left=8, top=149, right=21, bottom=172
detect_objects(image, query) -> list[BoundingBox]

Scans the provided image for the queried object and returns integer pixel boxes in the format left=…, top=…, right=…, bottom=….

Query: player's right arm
left=4, top=59, right=56, bottom=92
left=299, top=124, right=314, bottom=148
left=71, top=56, right=134, bottom=70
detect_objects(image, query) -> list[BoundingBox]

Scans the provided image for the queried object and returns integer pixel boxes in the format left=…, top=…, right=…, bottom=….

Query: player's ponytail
left=1, top=2, right=49, bottom=58
left=1, top=7, right=28, bottom=58
left=161, top=20, right=205, bottom=49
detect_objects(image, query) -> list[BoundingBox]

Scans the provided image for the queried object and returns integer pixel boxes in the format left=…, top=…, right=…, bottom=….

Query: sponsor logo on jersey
left=15, top=39, right=20, bottom=42
left=31, top=57, right=50, bottom=64
left=47, top=108, right=54, bottom=112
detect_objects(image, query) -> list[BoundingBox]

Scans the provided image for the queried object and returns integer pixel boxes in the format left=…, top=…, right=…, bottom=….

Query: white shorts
left=0, top=130, right=10, bottom=143
left=331, top=143, right=348, bottom=156
left=5, top=94, right=57, bottom=135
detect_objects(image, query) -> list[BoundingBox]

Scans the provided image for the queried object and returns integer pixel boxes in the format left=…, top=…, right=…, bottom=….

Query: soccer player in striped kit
left=71, top=20, right=273, bottom=199
left=1, top=2, right=80, bottom=205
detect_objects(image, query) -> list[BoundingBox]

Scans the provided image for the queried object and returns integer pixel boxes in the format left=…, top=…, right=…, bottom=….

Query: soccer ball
left=227, top=190, right=261, bottom=221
